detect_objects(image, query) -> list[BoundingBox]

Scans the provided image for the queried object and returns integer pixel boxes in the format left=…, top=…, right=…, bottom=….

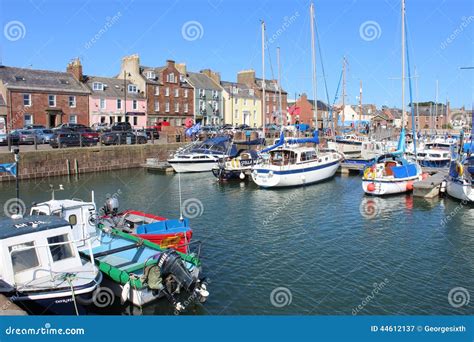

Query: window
left=146, top=71, right=155, bottom=79
left=184, top=89, right=188, bottom=98
left=249, top=89, right=254, bottom=96
left=154, top=100, right=160, bottom=112
left=117, top=98, right=122, bottom=110
left=10, top=242, right=39, bottom=274
left=232, top=87, right=238, bottom=95
left=174, top=88, right=179, bottom=97
left=68, top=215, right=77, bottom=225
left=132, top=100, right=137, bottom=110
left=128, top=84, right=138, bottom=93
left=266, top=105, right=269, bottom=114
left=99, top=98, right=106, bottom=109
left=68, top=96, right=76, bottom=108
left=234, top=109, right=238, bottom=119
left=273, top=94, right=276, bottom=101
left=175, top=102, right=179, bottom=112
left=165, top=102, right=170, bottom=112
left=133, top=117, right=138, bottom=125
left=100, top=116, right=106, bottom=123
left=24, top=114, right=33, bottom=126
left=184, top=103, right=188, bottom=113
left=167, top=73, right=176, bottom=83
left=92, top=82, right=103, bottom=91
left=199, top=100, right=205, bottom=111
left=253, top=110, right=257, bottom=121
left=165, top=87, right=170, bottom=97
left=266, top=94, right=269, bottom=101
left=69, top=115, right=77, bottom=124
left=243, top=99, right=247, bottom=106
left=23, top=94, right=31, bottom=106
left=48, top=234, right=74, bottom=262
left=48, top=95, right=56, bottom=107
left=235, top=98, right=238, bottom=105
left=155, top=86, right=160, bottom=96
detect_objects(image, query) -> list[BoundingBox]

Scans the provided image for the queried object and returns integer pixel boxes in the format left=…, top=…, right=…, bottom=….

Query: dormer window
left=15, top=76, right=25, bottom=82
left=249, top=89, right=254, bottom=96
left=167, top=73, right=176, bottom=83
left=232, top=87, right=238, bottom=95
left=93, top=82, right=104, bottom=91
left=128, top=84, right=138, bottom=93
left=145, top=71, right=156, bottom=79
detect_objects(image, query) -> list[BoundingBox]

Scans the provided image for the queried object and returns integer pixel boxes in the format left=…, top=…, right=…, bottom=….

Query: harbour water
left=1, top=169, right=473, bottom=315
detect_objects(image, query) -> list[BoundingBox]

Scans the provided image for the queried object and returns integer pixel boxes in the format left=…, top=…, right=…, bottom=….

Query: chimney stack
left=176, top=63, right=187, bottom=75
left=67, top=58, right=83, bottom=81
left=237, top=69, right=256, bottom=86
left=201, top=69, right=221, bottom=85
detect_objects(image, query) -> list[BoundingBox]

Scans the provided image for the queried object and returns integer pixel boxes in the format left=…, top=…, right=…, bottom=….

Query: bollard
left=66, top=159, right=71, bottom=175
left=34, top=135, right=38, bottom=150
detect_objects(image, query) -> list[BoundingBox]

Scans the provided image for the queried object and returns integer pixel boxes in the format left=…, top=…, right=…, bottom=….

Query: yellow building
left=221, top=81, right=262, bottom=127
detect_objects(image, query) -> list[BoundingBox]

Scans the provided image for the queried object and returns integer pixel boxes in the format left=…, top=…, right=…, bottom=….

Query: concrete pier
left=143, top=158, right=175, bottom=173
left=0, top=294, right=27, bottom=315
left=413, top=169, right=448, bottom=198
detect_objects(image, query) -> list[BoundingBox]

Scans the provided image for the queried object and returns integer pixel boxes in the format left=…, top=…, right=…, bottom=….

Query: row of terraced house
left=0, top=54, right=288, bottom=131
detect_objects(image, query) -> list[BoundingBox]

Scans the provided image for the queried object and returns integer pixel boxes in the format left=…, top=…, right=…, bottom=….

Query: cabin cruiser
left=412, top=142, right=455, bottom=168
left=168, top=136, right=236, bottom=173
left=0, top=215, right=101, bottom=315
left=362, top=153, right=423, bottom=196
left=327, top=134, right=368, bottom=158
left=251, top=132, right=342, bottom=188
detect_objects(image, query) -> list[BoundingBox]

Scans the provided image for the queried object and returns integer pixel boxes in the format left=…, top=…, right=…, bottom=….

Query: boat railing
left=7, top=235, right=96, bottom=287
left=176, top=239, right=202, bottom=259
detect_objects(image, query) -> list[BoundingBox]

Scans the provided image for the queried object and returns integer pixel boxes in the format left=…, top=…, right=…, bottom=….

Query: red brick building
left=237, top=70, right=287, bottom=126
left=0, top=62, right=90, bottom=130
left=119, top=55, right=194, bottom=127
left=287, top=93, right=328, bottom=128
left=407, top=104, right=449, bottom=131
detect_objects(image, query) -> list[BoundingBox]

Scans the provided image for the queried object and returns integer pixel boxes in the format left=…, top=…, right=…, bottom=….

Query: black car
left=0, top=133, right=20, bottom=146
left=139, top=128, right=159, bottom=140
left=100, top=131, right=147, bottom=145
left=49, top=131, right=97, bottom=148
left=53, top=123, right=88, bottom=132
left=111, top=122, right=132, bottom=132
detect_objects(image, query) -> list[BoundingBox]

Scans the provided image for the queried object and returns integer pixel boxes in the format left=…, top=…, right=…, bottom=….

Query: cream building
left=221, top=81, right=262, bottom=127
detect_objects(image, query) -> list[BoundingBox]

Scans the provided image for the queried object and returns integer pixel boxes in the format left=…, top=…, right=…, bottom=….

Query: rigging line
left=404, top=11, right=417, bottom=160
left=314, top=9, right=331, bottom=129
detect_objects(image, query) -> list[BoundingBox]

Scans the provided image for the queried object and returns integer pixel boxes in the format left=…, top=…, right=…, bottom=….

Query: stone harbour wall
left=0, top=143, right=184, bottom=182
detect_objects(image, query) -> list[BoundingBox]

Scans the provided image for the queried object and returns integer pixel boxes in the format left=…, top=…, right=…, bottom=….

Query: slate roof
left=186, top=72, right=222, bottom=91
left=255, top=78, right=287, bottom=94
left=288, top=98, right=329, bottom=111
left=84, top=75, right=145, bottom=99
left=221, top=81, right=258, bottom=99
left=0, top=66, right=90, bottom=94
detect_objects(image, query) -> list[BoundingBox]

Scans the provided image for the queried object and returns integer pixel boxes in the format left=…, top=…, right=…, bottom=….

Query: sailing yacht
left=361, top=0, right=423, bottom=196
left=446, top=132, right=474, bottom=202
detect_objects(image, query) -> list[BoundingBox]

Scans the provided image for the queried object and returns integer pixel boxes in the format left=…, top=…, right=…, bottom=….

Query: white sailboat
left=361, top=0, right=423, bottom=196
left=446, top=132, right=474, bottom=202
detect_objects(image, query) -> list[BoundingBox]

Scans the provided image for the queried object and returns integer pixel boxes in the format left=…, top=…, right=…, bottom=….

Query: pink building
left=85, top=75, right=147, bottom=128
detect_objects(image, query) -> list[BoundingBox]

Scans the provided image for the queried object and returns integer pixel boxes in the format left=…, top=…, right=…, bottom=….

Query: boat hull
left=252, top=160, right=340, bottom=188
left=446, top=178, right=474, bottom=202
left=362, top=176, right=421, bottom=196
left=168, top=160, right=219, bottom=173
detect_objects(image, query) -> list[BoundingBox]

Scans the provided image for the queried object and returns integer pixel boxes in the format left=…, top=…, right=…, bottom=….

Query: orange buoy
left=406, top=181, right=414, bottom=191
left=367, top=183, right=376, bottom=192
left=421, top=173, right=428, bottom=180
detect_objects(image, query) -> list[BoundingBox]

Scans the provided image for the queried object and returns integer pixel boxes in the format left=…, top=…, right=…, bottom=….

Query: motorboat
left=251, top=132, right=342, bottom=188
left=413, top=142, right=455, bottom=168
left=327, top=134, right=368, bottom=158
left=168, top=136, right=236, bottom=173
left=0, top=215, right=101, bottom=315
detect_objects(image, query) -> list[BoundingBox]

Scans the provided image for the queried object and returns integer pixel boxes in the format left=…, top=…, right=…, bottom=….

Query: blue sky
left=1, top=0, right=473, bottom=108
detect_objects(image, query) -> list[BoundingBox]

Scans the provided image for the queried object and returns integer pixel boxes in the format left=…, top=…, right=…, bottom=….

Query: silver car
left=32, top=129, right=55, bottom=144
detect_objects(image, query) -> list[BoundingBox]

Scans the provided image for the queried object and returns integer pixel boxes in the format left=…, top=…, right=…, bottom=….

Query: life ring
left=363, top=166, right=376, bottom=179
left=456, top=162, right=463, bottom=176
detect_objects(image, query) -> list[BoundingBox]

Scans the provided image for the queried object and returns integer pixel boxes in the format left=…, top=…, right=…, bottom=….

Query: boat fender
left=121, top=282, right=131, bottom=305
left=268, top=171, right=273, bottom=177
left=456, top=162, right=464, bottom=176
left=239, top=172, right=245, bottom=180
left=406, top=181, right=414, bottom=191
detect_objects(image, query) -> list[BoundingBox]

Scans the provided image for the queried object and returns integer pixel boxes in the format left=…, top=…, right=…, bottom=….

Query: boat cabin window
left=300, top=151, right=317, bottom=162
left=47, top=234, right=74, bottom=262
left=9, top=242, right=40, bottom=274
left=30, top=209, right=47, bottom=216
left=68, top=214, right=77, bottom=226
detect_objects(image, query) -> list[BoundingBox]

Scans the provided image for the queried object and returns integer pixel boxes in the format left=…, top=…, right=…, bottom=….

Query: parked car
left=24, top=124, right=46, bottom=130
left=0, top=133, right=20, bottom=146
left=111, top=122, right=132, bottom=132
left=100, top=131, right=147, bottom=145
left=10, top=129, right=40, bottom=145
left=91, top=122, right=111, bottom=132
left=139, top=128, right=160, bottom=140
left=49, top=131, right=97, bottom=148
left=53, top=123, right=87, bottom=131
left=73, top=127, right=100, bottom=142
left=31, top=128, right=55, bottom=144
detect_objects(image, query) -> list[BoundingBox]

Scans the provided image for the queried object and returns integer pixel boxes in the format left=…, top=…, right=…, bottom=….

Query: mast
left=261, top=20, right=266, bottom=138
left=277, top=47, right=283, bottom=127
left=401, top=0, right=406, bottom=132
left=435, top=79, right=439, bottom=132
left=415, top=66, right=419, bottom=132
left=342, top=56, right=346, bottom=131
left=358, top=80, right=362, bottom=133
left=310, top=2, right=318, bottom=130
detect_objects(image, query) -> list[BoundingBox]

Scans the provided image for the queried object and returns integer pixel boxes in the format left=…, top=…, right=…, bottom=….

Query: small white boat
left=252, top=133, right=342, bottom=188
left=362, top=153, right=423, bottom=196
left=327, top=134, right=368, bottom=158
left=0, top=215, right=101, bottom=315
left=168, top=136, right=235, bottom=173
left=446, top=135, right=474, bottom=202
left=408, top=142, right=455, bottom=168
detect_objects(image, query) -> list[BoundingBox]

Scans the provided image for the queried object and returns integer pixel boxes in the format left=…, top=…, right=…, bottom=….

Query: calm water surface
left=0, top=169, right=473, bottom=315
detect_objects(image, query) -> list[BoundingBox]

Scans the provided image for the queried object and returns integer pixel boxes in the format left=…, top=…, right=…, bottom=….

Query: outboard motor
left=103, top=197, right=119, bottom=216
